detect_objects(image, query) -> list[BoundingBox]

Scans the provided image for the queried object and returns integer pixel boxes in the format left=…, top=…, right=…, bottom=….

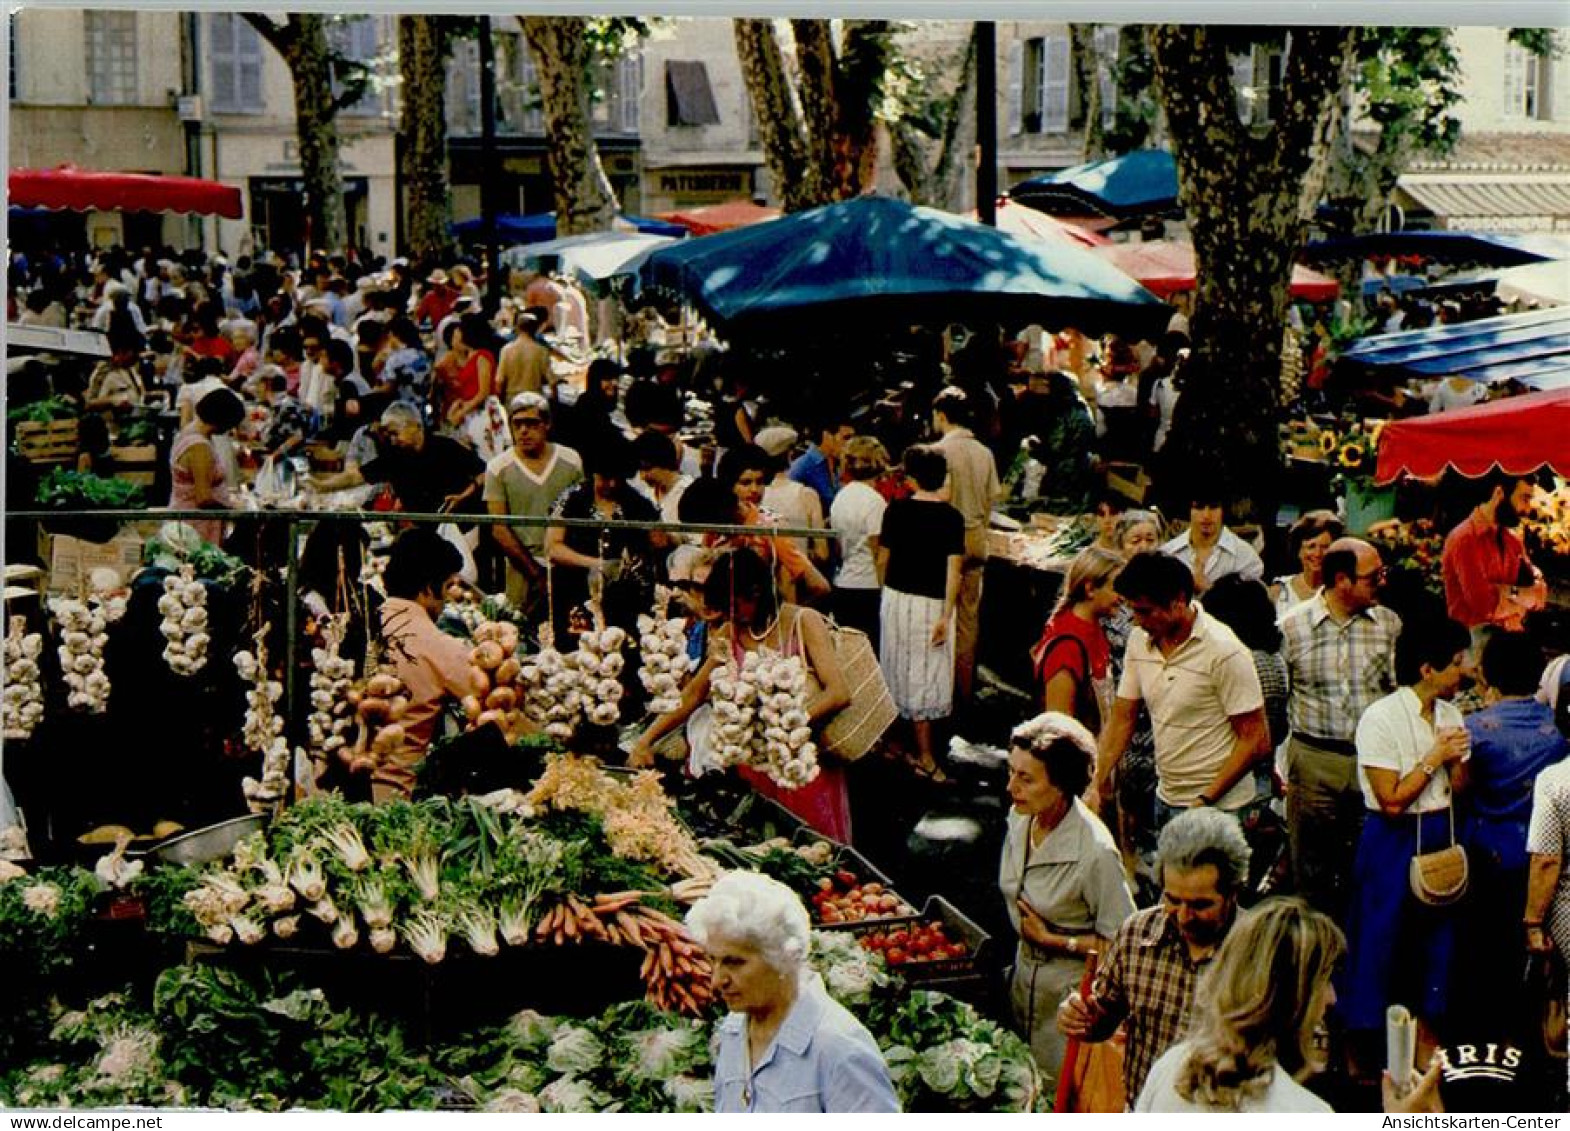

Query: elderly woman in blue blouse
left=687, top=871, right=900, bottom=1113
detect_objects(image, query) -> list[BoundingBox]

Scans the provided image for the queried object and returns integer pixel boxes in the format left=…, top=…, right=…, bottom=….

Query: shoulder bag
left=793, top=608, right=897, bottom=763
left=1408, top=801, right=1468, bottom=906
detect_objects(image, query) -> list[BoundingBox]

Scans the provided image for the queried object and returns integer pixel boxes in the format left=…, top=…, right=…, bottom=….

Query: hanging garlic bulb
left=158, top=566, right=209, bottom=676
left=709, top=647, right=818, bottom=789
left=50, top=597, right=110, bottom=713
left=637, top=587, right=693, bottom=715
left=305, top=616, right=357, bottom=769
left=748, top=647, right=818, bottom=789
left=707, top=657, right=757, bottom=770
left=234, top=630, right=289, bottom=813
left=3, top=616, right=46, bottom=738
left=574, top=623, right=626, bottom=729
left=519, top=624, right=583, bottom=743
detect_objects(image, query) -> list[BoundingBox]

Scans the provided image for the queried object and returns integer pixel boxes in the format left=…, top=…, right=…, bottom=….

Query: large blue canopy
left=1340, top=305, right=1570, bottom=391
left=1008, top=149, right=1179, bottom=219
left=638, top=194, right=1168, bottom=339
left=451, top=212, right=687, bottom=244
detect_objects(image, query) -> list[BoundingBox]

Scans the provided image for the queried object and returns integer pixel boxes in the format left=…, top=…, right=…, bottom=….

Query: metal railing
left=7, top=505, right=838, bottom=732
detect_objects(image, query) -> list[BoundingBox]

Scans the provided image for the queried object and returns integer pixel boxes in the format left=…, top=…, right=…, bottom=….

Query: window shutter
left=238, top=18, right=263, bottom=110
left=1043, top=34, right=1070, bottom=134
left=209, top=13, right=236, bottom=110
left=1007, top=40, right=1023, bottom=135
left=1503, top=44, right=1524, bottom=119
left=620, top=54, right=642, bottom=133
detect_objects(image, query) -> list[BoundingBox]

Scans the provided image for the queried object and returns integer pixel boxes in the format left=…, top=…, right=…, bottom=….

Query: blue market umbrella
left=1304, top=230, right=1561, bottom=269
left=638, top=194, right=1168, bottom=338
left=451, top=212, right=687, bottom=244
left=1009, top=149, right=1180, bottom=220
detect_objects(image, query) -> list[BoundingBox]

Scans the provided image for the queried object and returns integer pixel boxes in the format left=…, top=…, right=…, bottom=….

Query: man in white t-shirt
left=1090, top=552, right=1271, bottom=829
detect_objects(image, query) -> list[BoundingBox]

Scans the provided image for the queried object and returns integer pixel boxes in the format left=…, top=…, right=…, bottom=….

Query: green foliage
left=0, top=867, right=104, bottom=1071
left=1102, top=28, right=1160, bottom=155
left=1356, top=28, right=1462, bottom=155
left=114, top=417, right=158, bottom=447
left=1508, top=28, right=1562, bottom=57
left=34, top=468, right=146, bottom=510
left=152, top=964, right=444, bottom=1110
left=8, top=397, right=79, bottom=425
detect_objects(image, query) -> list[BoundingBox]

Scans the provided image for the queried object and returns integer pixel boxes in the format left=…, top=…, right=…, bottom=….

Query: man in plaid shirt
left=1058, top=809, right=1250, bottom=1106
left=1280, top=538, right=1400, bottom=921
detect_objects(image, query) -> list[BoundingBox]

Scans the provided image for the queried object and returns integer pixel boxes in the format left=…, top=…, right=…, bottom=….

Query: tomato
left=907, top=935, right=931, bottom=956
left=821, top=907, right=842, bottom=923
left=888, top=929, right=910, bottom=947
left=862, top=882, right=883, bottom=895
left=835, top=869, right=858, bottom=887
left=885, top=946, right=907, bottom=964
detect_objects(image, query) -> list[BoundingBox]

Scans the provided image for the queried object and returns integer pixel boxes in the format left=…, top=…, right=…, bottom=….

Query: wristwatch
left=1420, top=761, right=1438, bottom=778
left=1065, top=936, right=1079, bottom=955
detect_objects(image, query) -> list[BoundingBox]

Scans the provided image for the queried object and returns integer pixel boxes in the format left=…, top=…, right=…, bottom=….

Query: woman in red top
left=1030, top=546, right=1125, bottom=734
left=183, top=302, right=239, bottom=370
left=442, top=312, right=510, bottom=460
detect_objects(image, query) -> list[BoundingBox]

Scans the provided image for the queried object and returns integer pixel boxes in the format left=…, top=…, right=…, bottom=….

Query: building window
left=1231, top=43, right=1287, bottom=126
left=589, top=55, right=642, bottom=134
left=446, top=35, right=481, bottom=134
left=10, top=14, right=19, bottom=101
left=1094, top=26, right=1119, bottom=130
left=666, top=60, right=720, bottom=127
left=499, top=31, right=544, bottom=134
left=618, top=53, right=643, bottom=134
left=1504, top=42, right=1552, bottom=120
left=1010, top=34, right=1070, bottom=135
left=208, top=13, right=264, bottom=113
left=85, top=11, right=137, bottom=105
left=328, top=16, right=381, bottom=117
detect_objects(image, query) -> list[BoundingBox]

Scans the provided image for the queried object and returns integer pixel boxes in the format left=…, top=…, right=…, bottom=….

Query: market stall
left=0, top=754, right=1041, bottom=1113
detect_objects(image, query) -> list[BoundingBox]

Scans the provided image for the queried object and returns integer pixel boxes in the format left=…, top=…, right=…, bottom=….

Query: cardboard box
left=45, top=524, right=156, bottom=594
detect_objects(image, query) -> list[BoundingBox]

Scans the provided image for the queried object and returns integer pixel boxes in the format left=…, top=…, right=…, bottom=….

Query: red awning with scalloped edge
left=1374, top=386, right=1570, bottom=483
left=9, top=164, right=243, bottom=219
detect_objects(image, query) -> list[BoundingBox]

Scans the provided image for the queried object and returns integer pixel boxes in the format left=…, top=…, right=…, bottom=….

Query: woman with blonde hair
left=1136, top=897, right=1343, bottom=1112
left=1029, top=546, right=1125, bottom=732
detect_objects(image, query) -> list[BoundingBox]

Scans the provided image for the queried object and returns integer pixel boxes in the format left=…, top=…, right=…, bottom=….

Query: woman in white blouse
left=827, top=437, right=889, bottom=649
left=1344, top=616, right=1474, bottom=1063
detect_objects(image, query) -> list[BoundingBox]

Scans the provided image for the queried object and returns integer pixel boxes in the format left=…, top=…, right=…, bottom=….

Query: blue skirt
left=1341, top=809, right=1459, bottom=1032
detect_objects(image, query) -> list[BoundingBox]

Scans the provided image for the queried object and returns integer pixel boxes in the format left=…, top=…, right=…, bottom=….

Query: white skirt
left=879, top=587, right=955, bottom=722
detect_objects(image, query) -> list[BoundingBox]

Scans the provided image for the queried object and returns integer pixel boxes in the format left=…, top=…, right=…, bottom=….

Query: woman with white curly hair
left=686, top=871, right=899, bottom=1113
left=1000, top=711, right=1136, bottom=1077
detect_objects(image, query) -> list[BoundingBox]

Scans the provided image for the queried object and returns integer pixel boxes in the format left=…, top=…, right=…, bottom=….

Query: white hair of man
left=1157, top=808, right=1252, bottom=897
left=685, top=870, right=811, bottom=978
left=380, top=402, right=424, bottom=431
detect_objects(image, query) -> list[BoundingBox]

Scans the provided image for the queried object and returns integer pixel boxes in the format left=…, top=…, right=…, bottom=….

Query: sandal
left=906, top=757, right=953, bottom=785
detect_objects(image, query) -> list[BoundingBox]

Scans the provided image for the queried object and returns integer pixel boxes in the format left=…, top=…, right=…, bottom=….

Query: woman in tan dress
left=999, top=712, right=1136, bottom=1077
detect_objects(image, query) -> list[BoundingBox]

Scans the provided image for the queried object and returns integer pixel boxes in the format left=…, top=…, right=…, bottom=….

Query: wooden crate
left=15, top=419, right=79, bottom=463
left=110, top=444, right=158, bottom=488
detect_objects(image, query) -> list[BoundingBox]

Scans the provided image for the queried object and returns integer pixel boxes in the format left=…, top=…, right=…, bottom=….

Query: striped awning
left=1397, top=177, right=1570, bottom=230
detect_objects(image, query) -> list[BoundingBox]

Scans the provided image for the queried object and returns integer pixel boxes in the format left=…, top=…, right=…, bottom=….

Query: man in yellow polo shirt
left=1088, top=552, right=1272, bottom=831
